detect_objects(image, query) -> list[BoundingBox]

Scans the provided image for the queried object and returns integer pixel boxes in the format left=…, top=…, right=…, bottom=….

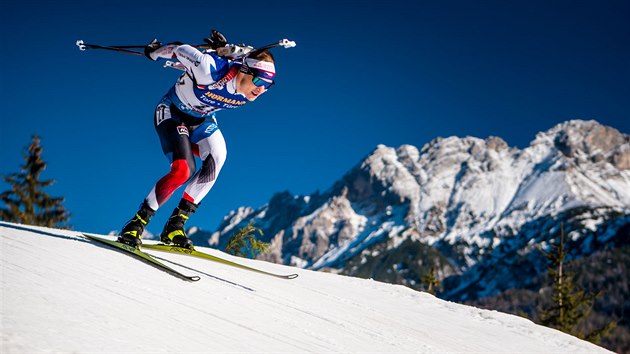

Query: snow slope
left=1, top=222, right=610, bottom=353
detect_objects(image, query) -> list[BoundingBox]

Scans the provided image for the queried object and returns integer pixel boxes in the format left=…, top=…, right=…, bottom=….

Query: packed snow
left=1, top=221, right=611, bottom=353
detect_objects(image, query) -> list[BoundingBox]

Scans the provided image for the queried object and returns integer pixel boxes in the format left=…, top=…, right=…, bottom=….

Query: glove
left=144, top=38, right=162, bottom=60
left=204, top=29, right=228, bottom=49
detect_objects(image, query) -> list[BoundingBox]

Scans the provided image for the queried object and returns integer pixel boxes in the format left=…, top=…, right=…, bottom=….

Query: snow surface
left=1, top=222, right=611, bottom=353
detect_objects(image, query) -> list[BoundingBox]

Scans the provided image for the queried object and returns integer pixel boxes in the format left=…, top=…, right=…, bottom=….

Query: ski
left=141, top=244, right=298, bottom=280
left=83, top=234, right=200, bottom=282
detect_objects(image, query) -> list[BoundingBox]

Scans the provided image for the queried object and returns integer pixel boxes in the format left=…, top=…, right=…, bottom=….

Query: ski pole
left=215, top=39, right=297, bottom=60
left=76, top=40, right=211, bottom=55
left=76, top=40, right=144, bottom=56
left=256, top=39, right=297, bottom=51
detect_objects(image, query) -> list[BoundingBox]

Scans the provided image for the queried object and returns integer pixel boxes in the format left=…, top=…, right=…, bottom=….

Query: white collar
left=227, top=76, right=246, bottom=97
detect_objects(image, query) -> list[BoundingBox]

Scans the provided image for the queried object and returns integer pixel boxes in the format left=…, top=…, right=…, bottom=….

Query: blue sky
left=1, top=0, right=629, bottom=235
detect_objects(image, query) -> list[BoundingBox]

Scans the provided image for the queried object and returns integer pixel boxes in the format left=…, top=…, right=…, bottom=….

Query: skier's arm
left=148, top=44, right=179, bottom=60
left=144, top=39, right=222, bottom=84
left=173, top=44, right=221, bottom=85
left=144, top=39, right=179, bottom=60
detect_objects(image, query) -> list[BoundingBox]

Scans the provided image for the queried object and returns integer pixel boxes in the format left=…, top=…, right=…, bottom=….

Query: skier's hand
left=144, top=38, right=162, bottom=61
left=204, top=29, right=228, bottom=49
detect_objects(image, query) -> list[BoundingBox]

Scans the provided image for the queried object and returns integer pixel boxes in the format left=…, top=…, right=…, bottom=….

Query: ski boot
left=119, top=202, right=155, bottom=247
left=160, top=199, right=197, bottom=249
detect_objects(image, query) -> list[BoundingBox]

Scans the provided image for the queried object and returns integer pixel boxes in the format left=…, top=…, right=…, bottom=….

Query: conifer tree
left=224, top=223, right=269, bottom=258
left=422, top=266, right=440, bottom=295
left=1, top=136, right=71, bottom=228
left=538, top=223, right=616, bottom=343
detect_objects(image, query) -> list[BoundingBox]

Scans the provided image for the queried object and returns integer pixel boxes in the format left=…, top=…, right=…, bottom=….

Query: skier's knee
left=212, top=149, right=226, bottom=175
left=170, top=159, right=194, bottom=184
left=186, top=159, right=196, bottom=180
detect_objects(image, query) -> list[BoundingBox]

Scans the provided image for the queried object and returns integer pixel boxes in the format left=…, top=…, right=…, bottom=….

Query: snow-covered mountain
left=190, top=119, right=630, bottom=302
left=0, top=222, right=612, bottom=353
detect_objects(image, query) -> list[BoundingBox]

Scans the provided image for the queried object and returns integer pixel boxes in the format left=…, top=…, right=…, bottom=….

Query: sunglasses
left=251, top=76, right=274, bottom=89
left=241, top=64, right=275, bottom=89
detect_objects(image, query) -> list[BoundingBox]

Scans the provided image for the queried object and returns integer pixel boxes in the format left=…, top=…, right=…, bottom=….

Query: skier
left=118, top=31, right=277, bottom=249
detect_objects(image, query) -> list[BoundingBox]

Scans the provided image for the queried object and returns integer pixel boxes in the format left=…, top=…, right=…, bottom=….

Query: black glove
left=144, top=38, right=162, bottom=60
left=203, top=29, right=228, bottom=49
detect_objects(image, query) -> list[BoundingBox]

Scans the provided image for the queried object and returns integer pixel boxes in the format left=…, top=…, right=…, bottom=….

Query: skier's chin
left=247, top=92, right=261, bottom=101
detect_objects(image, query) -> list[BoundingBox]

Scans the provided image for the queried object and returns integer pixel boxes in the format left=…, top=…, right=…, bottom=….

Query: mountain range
left=188, top=119, right=630, bottom=350
left=191, top=119, right=627, bottom=280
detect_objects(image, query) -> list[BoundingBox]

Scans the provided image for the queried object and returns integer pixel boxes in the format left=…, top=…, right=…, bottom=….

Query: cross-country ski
left=83, top=234, right=200, bottom=281
left=141, top=243, right=298, bottom=279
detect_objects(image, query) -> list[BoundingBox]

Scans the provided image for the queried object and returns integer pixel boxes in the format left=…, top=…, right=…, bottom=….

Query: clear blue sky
left=1, top=0, right=628, bottom=235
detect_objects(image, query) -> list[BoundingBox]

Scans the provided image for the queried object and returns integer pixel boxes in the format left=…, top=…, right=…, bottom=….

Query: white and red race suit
left=142, top=44, right=274, bottom=210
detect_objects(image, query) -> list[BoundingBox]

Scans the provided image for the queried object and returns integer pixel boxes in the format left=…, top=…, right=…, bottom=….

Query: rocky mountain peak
left=532, top=119, right=630, bottom=169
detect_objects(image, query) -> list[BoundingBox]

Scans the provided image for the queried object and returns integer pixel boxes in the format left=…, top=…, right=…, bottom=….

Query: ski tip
left=286, top=274, right=299, bottom=279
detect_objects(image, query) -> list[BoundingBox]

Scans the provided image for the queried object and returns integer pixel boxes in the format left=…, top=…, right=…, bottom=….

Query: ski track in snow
left=0, top=222, right=611, bottom=353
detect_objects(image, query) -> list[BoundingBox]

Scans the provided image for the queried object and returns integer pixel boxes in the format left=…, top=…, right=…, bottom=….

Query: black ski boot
left=160, top=199, right=197, bottom=249
left=119, top=202, right=155, bottom=247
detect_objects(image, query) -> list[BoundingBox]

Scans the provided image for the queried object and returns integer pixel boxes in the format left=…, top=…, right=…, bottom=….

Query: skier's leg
left=144, top=104, right=196, bottom=211
left=119, top=103, right=195, bottom=246
left=160, top=121, right=226, bottom=248
left=183, top=122, right=227, bottom=204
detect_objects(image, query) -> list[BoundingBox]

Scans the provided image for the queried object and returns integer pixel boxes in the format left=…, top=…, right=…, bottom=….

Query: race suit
left=144, top=44, right=248, bottom=210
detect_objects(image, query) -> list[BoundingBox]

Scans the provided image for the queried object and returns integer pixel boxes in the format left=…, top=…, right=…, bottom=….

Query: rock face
left=189, top=119, right=630, bottom=300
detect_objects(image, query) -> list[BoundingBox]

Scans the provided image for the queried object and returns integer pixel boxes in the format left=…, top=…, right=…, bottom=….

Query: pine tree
left=422, top=266, right=440, bottom=295
left=224, top=223, right=269, bottom=258
left=538, top=223, right=616, bottom=343
left=1, top=136, right=71, bottom=228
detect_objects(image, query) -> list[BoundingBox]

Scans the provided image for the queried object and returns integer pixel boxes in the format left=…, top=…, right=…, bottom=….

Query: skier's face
left=236, top=72, right=268, bottom=101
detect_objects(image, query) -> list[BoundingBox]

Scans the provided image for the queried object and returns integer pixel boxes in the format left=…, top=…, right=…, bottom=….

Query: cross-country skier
left=118, top=30, right=277, bottom=249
